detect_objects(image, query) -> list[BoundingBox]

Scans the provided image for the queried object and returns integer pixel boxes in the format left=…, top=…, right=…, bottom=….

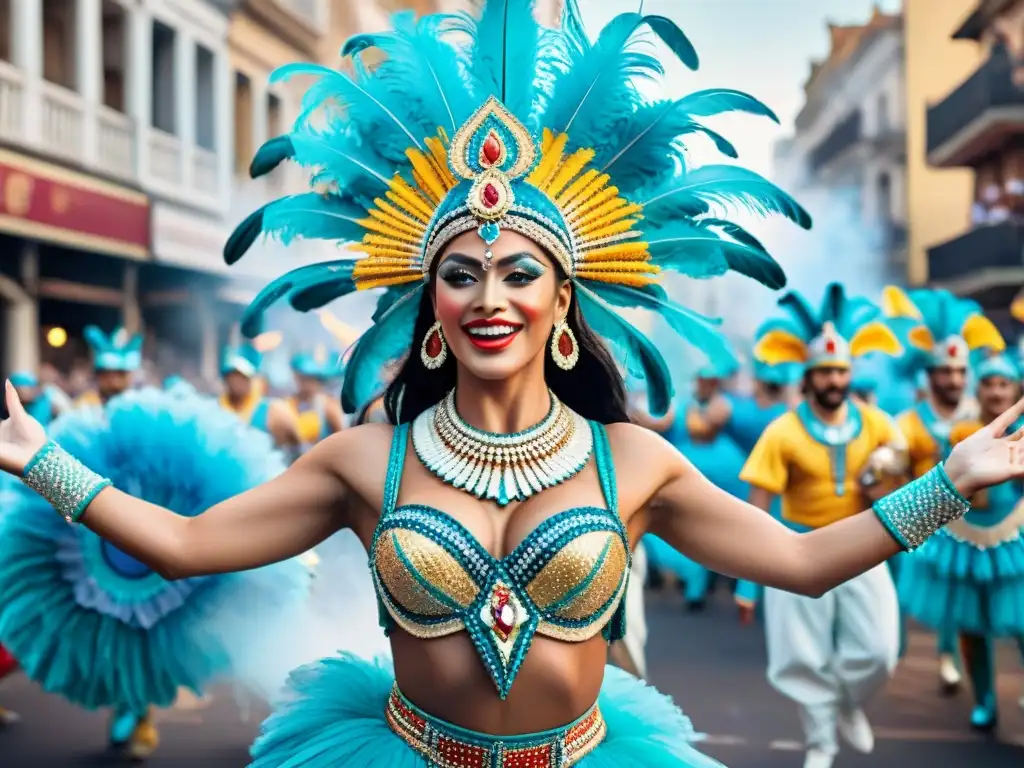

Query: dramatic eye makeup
left=437, top=251, right=546, bottom=285
left=505, top=254, right=547, bottom=282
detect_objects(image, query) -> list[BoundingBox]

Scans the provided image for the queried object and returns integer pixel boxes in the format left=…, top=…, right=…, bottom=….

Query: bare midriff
left=389, top=629, right=608, bottom=735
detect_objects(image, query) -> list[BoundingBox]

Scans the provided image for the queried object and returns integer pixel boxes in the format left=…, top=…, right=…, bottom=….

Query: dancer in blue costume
left=0, top=388, right=310, bottom=758
left=881, top=286, right=995, bottom=692
left=219, top=342, right=300, bottom=450
left=898, top=342, right=1024, bottom=731
left=5, top=2, right=1024, bottom=767
left=76, top=326, right=142, bottom=407
left=651, top=359, right=749, bottom=611
left=9, top=371, right=63, bottom=426
left=286, top=345, right=345, bottom=453
left=681, top=321, right=804, bottom=622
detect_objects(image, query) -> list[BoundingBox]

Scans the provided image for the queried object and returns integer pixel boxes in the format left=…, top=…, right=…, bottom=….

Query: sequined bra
left=370, top=421, right=631, bottom=699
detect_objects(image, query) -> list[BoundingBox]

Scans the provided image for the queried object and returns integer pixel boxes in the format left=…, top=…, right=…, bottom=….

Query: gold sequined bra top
left=370, top=421, right=631, bottom=699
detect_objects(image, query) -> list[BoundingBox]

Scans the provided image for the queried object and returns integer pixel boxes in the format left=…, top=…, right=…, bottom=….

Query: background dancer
left=75, top=326, right=142, bottom=407
left=899, top=340, right=1024, bottom=731
left=741, top=283, right=906, bottom=768
left=218, top=341, right=299, bottom=450
left=286, top=345, right=345, bottom=453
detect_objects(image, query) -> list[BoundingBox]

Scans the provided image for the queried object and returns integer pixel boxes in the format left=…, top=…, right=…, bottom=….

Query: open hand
left=944, top=395, right=1024, bottom=497
left=0, top=380, right=47, bottom=477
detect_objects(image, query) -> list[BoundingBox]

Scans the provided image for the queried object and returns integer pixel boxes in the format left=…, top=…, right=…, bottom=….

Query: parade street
left=2, top=586, right=1023, bottom=767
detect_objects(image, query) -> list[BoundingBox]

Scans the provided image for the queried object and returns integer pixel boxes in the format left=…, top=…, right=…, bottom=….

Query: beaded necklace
left=411, top=389, right=593, bottom=506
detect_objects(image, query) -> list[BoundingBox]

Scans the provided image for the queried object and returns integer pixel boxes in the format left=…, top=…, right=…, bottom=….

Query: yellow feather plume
left=880, top=285, right=922, bottom=319
left=961, top=314, right=1006, bottom=352
left=754, top=330, right=809, bottom=365
left=848, top=321, right=903, bottom=358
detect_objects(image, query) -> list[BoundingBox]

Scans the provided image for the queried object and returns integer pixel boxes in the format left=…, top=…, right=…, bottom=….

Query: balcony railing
left=192, top=147, right=219, bottom=197
left=97, top=106, right=135, bottom=182
left=927, top=51, right=1024, bottom=162
left=0, top=61, right=23, bottom=143
left=809, top=110, right=862, bottom=172
left=927, top=221, right=1024, bottom=284
left=40, top=81, right=85, bottom=163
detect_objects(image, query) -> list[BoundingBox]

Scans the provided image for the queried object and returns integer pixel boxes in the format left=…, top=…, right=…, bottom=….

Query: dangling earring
left=550, top=320, right=579, bottom=371
left=421, top=320, right=448, bottom=370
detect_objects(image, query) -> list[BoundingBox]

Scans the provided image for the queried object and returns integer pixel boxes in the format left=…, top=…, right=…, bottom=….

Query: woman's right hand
left=0, top=380, right=48, bottom=476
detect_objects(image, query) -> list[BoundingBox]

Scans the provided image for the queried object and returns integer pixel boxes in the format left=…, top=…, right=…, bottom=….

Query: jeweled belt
left=385, top=685, right=606, bottom=767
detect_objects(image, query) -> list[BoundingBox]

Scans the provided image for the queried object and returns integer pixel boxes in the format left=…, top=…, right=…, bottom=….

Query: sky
left=580, top=0, right=903, bottom=175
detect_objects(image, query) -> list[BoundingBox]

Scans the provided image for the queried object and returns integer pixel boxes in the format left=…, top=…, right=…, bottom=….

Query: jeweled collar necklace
left=411, top=389, right=593, bottom=507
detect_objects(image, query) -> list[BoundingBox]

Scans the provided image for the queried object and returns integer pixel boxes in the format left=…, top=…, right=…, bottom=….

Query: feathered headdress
left=83, top=326, right=143, bottom=373
left=751, top=318, right=804, bottom=386
left=881, top=286, right=1004, bottom=378
left=291, top=344, right=345, bottom=380
left=754, top=283, right=901, bottom=369
left=225, top=0, right=810, bottom=417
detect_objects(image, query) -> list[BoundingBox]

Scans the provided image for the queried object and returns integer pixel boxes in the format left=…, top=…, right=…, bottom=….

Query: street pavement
left=1, top=586, right=1022, bottom=766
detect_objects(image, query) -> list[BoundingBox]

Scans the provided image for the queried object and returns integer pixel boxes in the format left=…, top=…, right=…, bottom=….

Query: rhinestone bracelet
left=21, top=441, right=111, bottom=524
left=872, top=463, right=970, bottom=550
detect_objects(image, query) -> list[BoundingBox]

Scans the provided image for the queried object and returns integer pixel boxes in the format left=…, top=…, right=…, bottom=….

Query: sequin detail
left=22, top=441, right=111, bottom=524
left=370, top=420, right=630, bottom=699
left=386, top=684, right=606, bottom=768
left=873, top=463, right=971, bottom=550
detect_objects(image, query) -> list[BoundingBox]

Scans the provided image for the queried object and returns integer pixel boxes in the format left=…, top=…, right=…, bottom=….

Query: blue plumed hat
left=220, top=344, right=263, bottom=378
left=84, top=326, right=142, bottom=372
left=222, top=0, right=811, bottom=417
left=754, top=283, right=902, bottom=370
left=751, top=318, right=803, bottom=386
left=291, top=345, right=344, bottom=380
left=881, top=286, right=1004, bottom=380
left=8, top=371, right=38, bottom=388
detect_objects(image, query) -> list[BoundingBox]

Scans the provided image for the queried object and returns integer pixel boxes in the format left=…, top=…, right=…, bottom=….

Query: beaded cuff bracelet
left=872, top=463, right=970, bottom=551
left=21, top=441, right=111, bottom=524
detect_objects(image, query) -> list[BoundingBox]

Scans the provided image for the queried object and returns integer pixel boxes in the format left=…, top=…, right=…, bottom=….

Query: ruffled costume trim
left=899, top=530, right=1024, bottom=636
left=250, top=654, right=723, bottom=768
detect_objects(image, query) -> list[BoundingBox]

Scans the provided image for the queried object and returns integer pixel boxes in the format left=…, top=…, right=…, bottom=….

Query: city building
left=914, top=0, right=1024, bottom=331
left=772, top=8, right=908, bottom=286
left=0, top=0, right=235, bottom=379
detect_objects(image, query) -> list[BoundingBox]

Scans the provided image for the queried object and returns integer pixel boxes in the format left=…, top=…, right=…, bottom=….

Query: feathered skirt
left=250, top=653, right=724, bottom=767
left=898, top=526, right=1024, bottom=636
left=0, top=388, right=311, bottom=713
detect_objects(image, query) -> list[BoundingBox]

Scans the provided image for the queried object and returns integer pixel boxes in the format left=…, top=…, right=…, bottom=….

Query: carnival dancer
left=682, top=321, right=802, bottom=621
left=3, top=2, right=1023, bottom=766
left=741, top=283, right=907, bottom=768
left=219, top=342, right=300, bottom=450
left=76, top=325, right=142, bottom=407
left=882, top=286, right=992, bottom=689
left=286, top=345, right=345, bottom=453
left=898, top=343, right=1024, bottom=730
left=0, top=387, right=310, bottom=759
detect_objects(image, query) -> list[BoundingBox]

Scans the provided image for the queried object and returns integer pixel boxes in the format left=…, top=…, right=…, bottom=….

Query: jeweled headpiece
left=225, top=0, right=811, bottom=417
left=754, top=283, right=902, bottom=370
left=881, top=286, right=1003, bottom=379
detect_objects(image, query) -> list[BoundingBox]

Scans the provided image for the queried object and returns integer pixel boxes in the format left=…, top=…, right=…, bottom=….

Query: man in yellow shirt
left=741, top=284, right=905, bottom=768
left=881, top=286, right=998, bottom=692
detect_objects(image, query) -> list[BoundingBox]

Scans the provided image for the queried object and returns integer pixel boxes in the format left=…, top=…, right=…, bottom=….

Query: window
left=101, top=0, right=126, bottom=111
left=195, top=46, right=215, bottom=150
left=234, top=72, right=252, bottom=175
left=43, top=0, right=76, bottom=90
left=151, top=22, right=176, bottom=134
left=876, top=172, right=891, bottom=221
left=876, top=93, right=889, bottom=134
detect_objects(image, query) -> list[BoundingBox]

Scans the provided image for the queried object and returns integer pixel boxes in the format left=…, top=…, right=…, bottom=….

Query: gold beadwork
left=374, top=532, right=461, bottom=617
left=393, top=529, right=481, bottom=607
left=525, top=531, right=613, bottom=608
left=551, top=536, right=628, bottom=622
left=449, top=96, right=536, bottom=181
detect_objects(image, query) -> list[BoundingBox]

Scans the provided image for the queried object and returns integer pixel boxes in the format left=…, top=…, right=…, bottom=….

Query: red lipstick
left=461, top=318, right=524, bottom=353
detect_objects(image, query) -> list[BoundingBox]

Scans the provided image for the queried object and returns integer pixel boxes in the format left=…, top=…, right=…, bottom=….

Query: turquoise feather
left=261, top=192, right=371, bottom=248
left=341, top=286, right=423, bottom=415
left=891, top=289, right=987, bottom=380
left=576, top=286, right=673, bottom=416
left=641, top=165, right=812, bottom=229
left=778, top=283, right=882, bottom=343
left=470, top=0, right=541, bottom=123
left=250, top=135, right=295, bottom=179
left=223, top=205, right=268, bottom=265
left=777, top=291, right=820, bottom=341
left=239, top=261, right=357, bottom=338
left=590, top=283, right=735, bottom=373
left=671, top=88, right=778, bottom=122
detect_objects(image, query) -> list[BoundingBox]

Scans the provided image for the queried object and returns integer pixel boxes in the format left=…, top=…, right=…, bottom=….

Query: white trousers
left=764, top=564, right=899, bottom=754
left=621, top=542, right=649, bottom=678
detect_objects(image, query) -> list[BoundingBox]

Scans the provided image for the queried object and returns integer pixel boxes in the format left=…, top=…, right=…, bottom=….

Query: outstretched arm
left=0, top=381, right=381, bottom=580
left=616, top=400, right=1024, bottom=598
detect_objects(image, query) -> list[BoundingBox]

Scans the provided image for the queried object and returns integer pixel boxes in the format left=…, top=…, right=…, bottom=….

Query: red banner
left=0, top=149, right=149, bottom=260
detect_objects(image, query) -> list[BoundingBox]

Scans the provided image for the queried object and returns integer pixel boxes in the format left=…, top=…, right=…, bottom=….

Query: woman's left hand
left=944, top=396, right=1024, bottom=497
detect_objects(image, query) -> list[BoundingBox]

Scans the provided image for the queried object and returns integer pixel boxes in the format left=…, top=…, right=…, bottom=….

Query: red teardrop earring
left=550, top=320, right=578, bottom=371
left=421, top=321, right=448, bottom=370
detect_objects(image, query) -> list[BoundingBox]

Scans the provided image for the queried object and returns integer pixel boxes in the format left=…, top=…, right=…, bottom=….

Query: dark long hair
left=383, top=269, right=629, bottom=425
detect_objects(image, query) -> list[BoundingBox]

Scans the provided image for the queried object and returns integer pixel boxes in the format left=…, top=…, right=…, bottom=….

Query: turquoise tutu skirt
left=250, top=653, right=723, bottom=767
left=899, top=529, right=1024, bottom=636
left=0, top=388, right=311, bottom=713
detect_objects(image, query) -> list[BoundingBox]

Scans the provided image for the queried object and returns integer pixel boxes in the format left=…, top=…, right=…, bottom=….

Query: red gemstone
left=491, top=587, right=515, bottom=639
left=482, top=133, right=502, bottom=165
left=825, top=339, right=836, bottom=354
left=947, top=343, right=958, bottom=357
left=482, top=183, right=500, bottom=208
left=426, top=330, right=443, bottom=359
left=558, top=330, right=574, bottom=358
